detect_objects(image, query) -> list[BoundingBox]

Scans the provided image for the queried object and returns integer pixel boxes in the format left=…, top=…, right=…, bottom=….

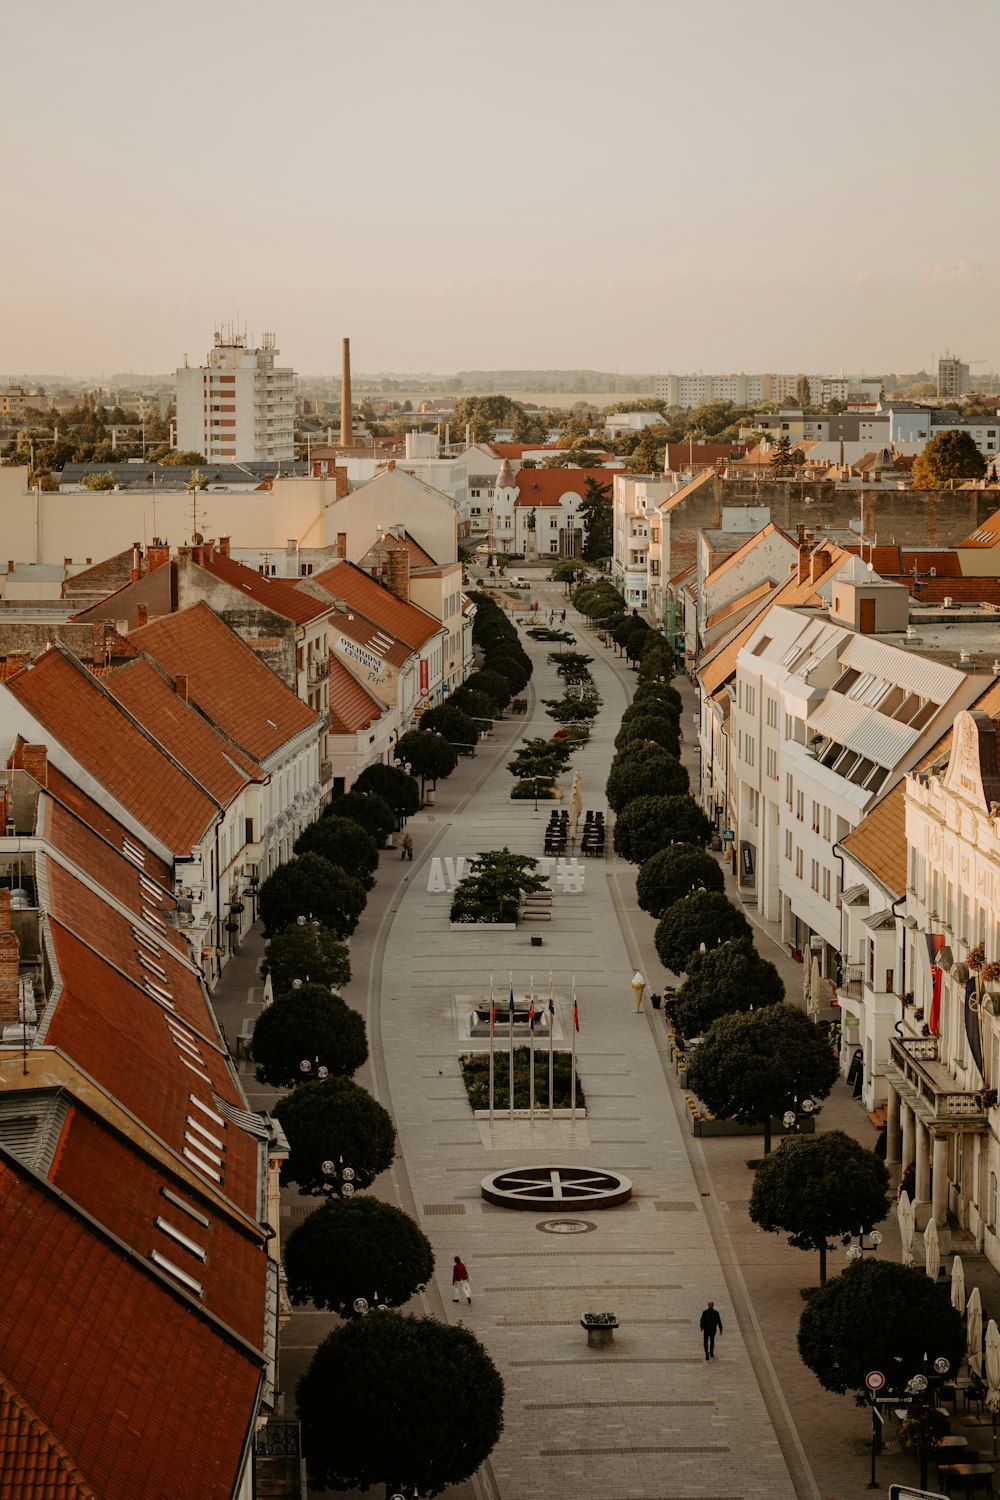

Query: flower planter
left=450, top=921, right=518, bottom=932
left=581, top=1315, right=618, bottom=1348
left=689, top=1114, right=816, bottom=1138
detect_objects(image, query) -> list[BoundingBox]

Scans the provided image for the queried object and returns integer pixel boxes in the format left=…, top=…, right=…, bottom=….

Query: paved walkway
left=211, top=578, right=1000, bottom=1500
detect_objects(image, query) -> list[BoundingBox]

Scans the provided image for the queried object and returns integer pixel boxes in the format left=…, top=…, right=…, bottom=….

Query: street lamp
left=782, top=1096, right=819, bottom=1132
left=902, top=1356, right=952, bottom=1490
left=300, top=1056, right=329, bottom=1081
left=320, top=1157, right=356, bottom=1198
left=846, top=1229, right=883, bottom=1263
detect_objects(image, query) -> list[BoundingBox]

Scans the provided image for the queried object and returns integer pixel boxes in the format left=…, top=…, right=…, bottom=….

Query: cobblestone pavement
left=211, top=577, right=1000, bottom=1500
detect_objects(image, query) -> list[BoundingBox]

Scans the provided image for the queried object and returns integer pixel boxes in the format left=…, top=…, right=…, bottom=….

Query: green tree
left=613, top=794, right=712, bottom=862
left=654, top=890, right=751, bottom=973
left=615, top=713, right=680, bottom=756
left=472, top=667, right=517, bottom=708
left=750, top=1131, right=889, bottom=1283
left=606, top=749, right=688, bottom=811
left=578, top=474, right=613, bottom=562
left=636, top=844, right=724, bottom=918
left=632, top=680, right=681, bottom=713
left=687, top=1004, right=839, bottom=1154
left=671, top=936, right=784, bottom=1036
left=394, top=729, right=459, bottom=794
left=260, top=921, right=351, bottom=995
left=420, top=702, right=481, bottom=746
left=274, top=1076, right=395, bottom=1194
left=450, top=847, right=547, bottom=922
left=258, top=853, right=366, bottom=939
left=252, top=984, right=367, bottom=1088
left=912, top=429, right=986, bottom=487
left=768, top=434, right=795, bottom=477
left=353, top=762, right=420, bottom=818
left=797, top=1259, right=963, bottom=1397
left=284, top=1196, right=434, bottom=1315
left=294, top=817, right=379, bottom=888
left=158, top=448, right=207, bottom=465
left=451, top=394, right=530, bottom=444
left=795, top=374, right=811, bottom=407
left=612, top=613, right=649, bottom=651
left=638, top=643, right=675, bottom=683
left=448, top=686, right=498, bottom=723
left=78, top=470, right=117, bottom=491
left=297, top=1312, right=504, bottom=1495
left=326, top=790, right=395, bottom=846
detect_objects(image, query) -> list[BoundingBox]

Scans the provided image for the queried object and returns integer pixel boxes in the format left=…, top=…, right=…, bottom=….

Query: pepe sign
left=336, top=635, right=388, bottom=686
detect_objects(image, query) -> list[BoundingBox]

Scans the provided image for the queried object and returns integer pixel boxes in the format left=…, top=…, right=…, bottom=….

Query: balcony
left=308, top=658, right=329, bottom=685
left=886, top=1035, right=984, bottom=1122
left=841, top=963, right=864, bottom=999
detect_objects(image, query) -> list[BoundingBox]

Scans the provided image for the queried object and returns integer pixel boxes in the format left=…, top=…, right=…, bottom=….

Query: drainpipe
left=831, top=841, right=847, bottom=977
left=891, top=890, right=908, bottom=1036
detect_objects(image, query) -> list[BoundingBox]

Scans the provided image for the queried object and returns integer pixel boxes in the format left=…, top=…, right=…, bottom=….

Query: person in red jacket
left=452, top=1255, right=472, bottom=1304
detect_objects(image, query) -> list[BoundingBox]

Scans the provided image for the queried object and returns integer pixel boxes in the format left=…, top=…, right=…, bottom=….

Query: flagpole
left=529, top=973, right=535, bottom=1123
left=508, top=972, right=515, bottom=1123
left=548, top=971, right=555, bottom=1121
left=571, top=974, right=577, bottom=1124
left=488, top=973, right=495, bottom=1127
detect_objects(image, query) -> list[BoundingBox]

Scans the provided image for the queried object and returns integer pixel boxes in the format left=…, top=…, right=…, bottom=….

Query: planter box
left=689, top=1115, right=816, bottom=1138
left=581, top=1317, right=619, bottom=1348
left=450, top=921, right=518, bottom=932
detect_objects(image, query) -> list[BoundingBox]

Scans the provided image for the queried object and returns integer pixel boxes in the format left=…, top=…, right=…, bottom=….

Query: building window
left=784, top=829, right=792, bottom=860
left=796, top=790, right=804, bottom=821
left=795, top=848, right=803, bottom=878
left=822, top=868, right=831, bottom=901
left=810, top=859, right=819, bottom=892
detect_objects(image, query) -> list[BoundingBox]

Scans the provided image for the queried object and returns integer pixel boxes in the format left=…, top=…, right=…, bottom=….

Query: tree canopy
left=394, top=729, right=459, bottom=790
left=260, top=921, right=351, bottom=995
left=326, top=789, right=395, bottom=846
left=670, top=936, right=783, bottom=1037
left=450, top=394, right=542, bottom=445
left=615, top=713, right=680, bottom=756
left=687, top=1004, right=839, bottom=1153
left=578, top=474, right=613, bottom=561
left=606, top=749, right=688, bottom=811
left=294, top=816, right=379, bottom=888
left=654, top=890, right=751, bottom=973
left=450, top=847, right=547, bottom=922
left=797, top=1259, right=964, bottom=1396
left=353, top=762, right=420, bottom=818
left=252, top=984, right=367, bottom=1088
left=635, top=843, right=724, bottom=918
left=284, top=1195, right=434, bottom=1315
left=613, top=794, right=712, bottom=862
left=297, top=1312, right=504, bottom=1494
left=912, top=429, right=986, bottom=488
left=258, top=853, right=367, bottom=939
left=274, top=1075, right=396, bottom=1194
left=750, top=1131, right=889, bottom=1283
left=421, top=703, right=482, bottom=745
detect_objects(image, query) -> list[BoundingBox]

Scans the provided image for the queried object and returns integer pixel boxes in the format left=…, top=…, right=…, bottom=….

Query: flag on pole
left=528, top=996, right=536, bottom=1034
left=574, top=997, right=580, bottom=1032
left=508, top=979, right=515, bottom=1122
left=548, top=976, right=555, bottom=1121
left=571, top=977, right=578, bottom=1124
left=488, top=974, right=495, bottom=1125
left=528, top=995, right=536, bottom=1121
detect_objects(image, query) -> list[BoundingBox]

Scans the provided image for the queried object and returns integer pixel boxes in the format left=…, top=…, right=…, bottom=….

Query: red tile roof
left=330, top=610, right=412, bottom=669
left=3, top=649, right=219, bottom=856
left=327, top=656, right=383, bottom=734
left=0, top=1156, right=262, bottom=1500
left=512, top=468, right=621, bottom=507
left=43, top=766, right=174, bottom=890
left=917, top=578, right=1000, bottom=604
left=310, top=561, right=443, bottom=651
left=195, top=549, right=331, bottom=624
left=130, top=602, right=321, bottom=762
left=51, top=1104, right=267, bottom=1347
left=105, top=658, right=261, bottom=800
left=0, top=1376, right=96, bottom=1500
left=959, top=509, right=1000, bottom=548
left=664, top=442, right=746, bottom=469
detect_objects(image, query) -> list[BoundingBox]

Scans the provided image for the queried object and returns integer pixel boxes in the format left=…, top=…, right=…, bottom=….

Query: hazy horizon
left=5, top=0, right=997, bottom=378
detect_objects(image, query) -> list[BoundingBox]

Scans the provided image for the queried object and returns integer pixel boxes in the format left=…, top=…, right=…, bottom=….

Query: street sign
left=721, top=827, right=735, bottom=843
left=889, top=1487, right=948, bottom=1500
left=866, top=1370, right=886, bottom=1391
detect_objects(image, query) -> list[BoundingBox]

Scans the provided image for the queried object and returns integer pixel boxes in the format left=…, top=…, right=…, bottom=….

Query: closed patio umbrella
left=568, top=770, right=583, bottom=841
left=262, top=971, right=274, bottom=1008
left=952, top=1255, right=967, bottom=1317
left=897, top=1190, right=915, bottom=1268
left=924, top=1216, right=941, bottom=1281
left=808, top=954, right=822, bottom=1020
left=968, top=1285, right=984, bottom=1379
left=984, top=1318, right=1000, bottom=1456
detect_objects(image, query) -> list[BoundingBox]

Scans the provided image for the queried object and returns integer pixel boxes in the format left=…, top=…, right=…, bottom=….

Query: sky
left=4, top=0, right=999, bottom=379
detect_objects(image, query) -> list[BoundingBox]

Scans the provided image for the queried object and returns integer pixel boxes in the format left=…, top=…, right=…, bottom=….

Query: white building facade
left=176, top=327, right=295, bottom=463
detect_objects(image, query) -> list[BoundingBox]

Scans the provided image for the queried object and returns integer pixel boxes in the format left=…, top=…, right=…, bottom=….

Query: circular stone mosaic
left=481, top=1165, right=632, bottom=1211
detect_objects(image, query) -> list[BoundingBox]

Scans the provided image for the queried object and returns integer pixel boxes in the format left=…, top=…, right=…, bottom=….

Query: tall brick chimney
left=334, top=466, right=349, bottom=499
left=147, top=538, right=170, bottom=572
left=385, top=546, right=410, bottom=603
left=131, top=541, right=143, bottom=582
left=21, top=744, right=47, bottom=788
left=0, top=929, right=19, bottom=1024
left=340, top=337, right=352, bottom=448
left=337, top=532, right=347, bottom=559
left=0, top=889, right=11, bottom=930
left=810, top=548, right=832, bottom=583
left=136, top=602, right=149, bottom=628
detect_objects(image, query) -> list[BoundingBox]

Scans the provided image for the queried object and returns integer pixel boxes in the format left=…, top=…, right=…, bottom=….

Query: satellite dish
left=192, top=532, right=204, bottom=545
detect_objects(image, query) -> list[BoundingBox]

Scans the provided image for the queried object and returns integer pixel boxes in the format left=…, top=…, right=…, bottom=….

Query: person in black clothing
left=700, top=1301, right=723, bottom=1359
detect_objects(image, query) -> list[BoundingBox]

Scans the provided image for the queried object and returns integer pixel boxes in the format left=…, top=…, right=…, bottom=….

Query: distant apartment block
left=175, top=325, right=295, bottom=463
left=654, top=371, right=882, bottom=409
left=938, top=352, right=970, bottom=400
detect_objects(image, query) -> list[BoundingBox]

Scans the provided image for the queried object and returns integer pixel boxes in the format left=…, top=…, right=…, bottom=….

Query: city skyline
left=4, top=0, right=998, bottom=376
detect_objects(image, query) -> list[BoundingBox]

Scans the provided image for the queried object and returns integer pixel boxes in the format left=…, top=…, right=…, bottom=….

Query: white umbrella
left=897, top=1190, right=915, bottom=1268
left=808, top=955, right=822, bottom=1020
left=924, top=1216, right=941, bottom=1281
left=968, top=1285, right=984, bottom=1379
left=985, top=1318, right=1000, bottom=1456
left=952, top=1255, right=967, bottom=1317
left=262, top=971, right=274, bottom=1008
left=568, top=770, right=583, bottom=841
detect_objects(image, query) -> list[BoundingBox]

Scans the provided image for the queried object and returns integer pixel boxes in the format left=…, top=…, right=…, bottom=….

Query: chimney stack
left=136, top=602, right=149, bottom=628
left=810, top=548, right=832, bottom=583
left=337, top=532, right=347, bottom=559
left=147, top=539, right=169, bottom=572
left=385, top=546, right=410, bottom=604
left=0, top=889, right=11, bottom=930
left=0, top=928, right=18, bottom=1024
left=131, top=541, right=142, bottom=582
left=218, top=535, right=231, bottom=558
left=21, top=744, right=48, bottom=788
left=334, top=466, right=349, bottom=499
left=340, top=337, right=352, bottom=448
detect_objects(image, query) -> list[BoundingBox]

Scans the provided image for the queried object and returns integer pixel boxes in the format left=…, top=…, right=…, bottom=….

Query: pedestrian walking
left=401, top=832, right=413, bottom=861
left=560, top=609, right=566, bottom=623
left=700, top=1300, right=723, bottom=1359
left=452, top=1255, right=472, bottom=1303
left=549, top=608, right=554, bottom=623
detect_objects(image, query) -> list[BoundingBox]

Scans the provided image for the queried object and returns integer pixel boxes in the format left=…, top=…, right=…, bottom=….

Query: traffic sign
left=866, top=1370, right=886, bottom=1391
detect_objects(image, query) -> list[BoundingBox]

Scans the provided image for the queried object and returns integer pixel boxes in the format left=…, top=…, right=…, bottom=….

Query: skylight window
left=188, top=1094, right=226, bottom=1128
left=161, top=1186, right=210, bottom=1227
left=144, top=976, right=173, bottom=1005
left=184, top=1130, right=223, bottom=1167
left=138, top=952, right=167, bottom=980
left=185, top=1116, right=224, bottom=1152
left=182, top=1146, right=221, bottom=1181
left=154, top=1215, right=207, bottom=1262
left=150, top=1248, right=204, bottom=1296
left=131, top=926, right=161, bottom=957
left=179, top=1056, right=213, bottom=1085
left=122, top=838, right=146, bottom=869
left=141, top=906, right=167, bottom=934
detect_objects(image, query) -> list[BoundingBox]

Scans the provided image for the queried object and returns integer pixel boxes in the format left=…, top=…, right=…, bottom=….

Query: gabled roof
left=704, top=522, right=795, bottom=586
left=512, top=468, right=620, bottom=507
left=3, top=648, right=219, bottom=855
left=330, top=608, right=412, bottom=669
left=194, top=550, right=331, bottom=624
left=356, top=530, right=437, bottom=571
left=0, top=1152, right=263, bottom=1500
left=705, top=578, right=776, bottom=630
left=310, top=560, right=443, bottom=651
left=0, top=1375, right=96, bottom=1500
left=130, top=603, right=320, bottom=763
left=327, top=656, right=383, bottom=734
left=657, top=469, right=716, bottom=513
left=959, top=510, right=1000, bottom=549
left=841, top=681, right=1000, bottom=894
left=42, top=766, right=174, bottom=890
